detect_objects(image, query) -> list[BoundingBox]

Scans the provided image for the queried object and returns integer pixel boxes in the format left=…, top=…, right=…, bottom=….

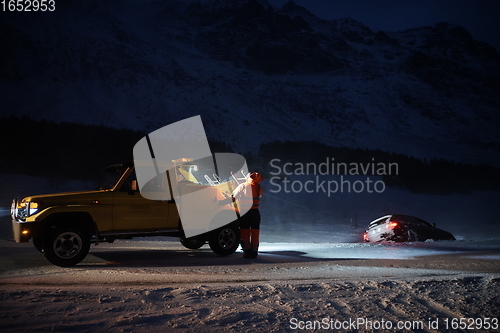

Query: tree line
left=1, top=116, right=498, bottom=194
left=0, top=115, right=236, bottom=182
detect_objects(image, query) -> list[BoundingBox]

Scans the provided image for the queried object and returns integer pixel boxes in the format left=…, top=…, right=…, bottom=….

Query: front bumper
left=11, top=199, right=39, bottom=243
left=11, top=219, right=34, bottom=243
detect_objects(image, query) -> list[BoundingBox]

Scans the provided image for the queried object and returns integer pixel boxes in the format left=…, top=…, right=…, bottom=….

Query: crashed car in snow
left=363, top=214, right=455, bottom=242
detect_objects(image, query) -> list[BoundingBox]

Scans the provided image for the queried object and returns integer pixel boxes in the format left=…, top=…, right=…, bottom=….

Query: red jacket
left=233, top=173, right=264, bottom=211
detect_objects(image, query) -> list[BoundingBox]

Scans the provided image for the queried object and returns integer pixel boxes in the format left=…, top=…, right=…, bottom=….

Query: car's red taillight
left=388, top=221, right=398, bottom=229
left=363, top=233, right=369, bottom=241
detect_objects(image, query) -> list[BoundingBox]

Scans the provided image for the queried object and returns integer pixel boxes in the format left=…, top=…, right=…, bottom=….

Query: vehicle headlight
left=28, top=201, right=41, bottom=216
left=12, top=201, right=27, bottom=221
left=17, top=202, right=26, bottom=215
left=19, top=201, right=42, bottom=217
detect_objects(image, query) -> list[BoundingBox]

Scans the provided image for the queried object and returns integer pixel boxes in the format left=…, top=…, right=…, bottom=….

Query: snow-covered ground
left=0, top=240, right=499, bottom=332
left=1, top=274, right=498, bottom=332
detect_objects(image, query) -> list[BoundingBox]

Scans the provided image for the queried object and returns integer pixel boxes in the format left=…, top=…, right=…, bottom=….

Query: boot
left=240, top=229, right=251, bottom=258
left=249, top=229, right=260, bottom=258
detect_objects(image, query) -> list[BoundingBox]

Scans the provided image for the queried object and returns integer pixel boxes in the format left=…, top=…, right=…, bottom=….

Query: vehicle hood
left=21, top=190, right=108, bottom=203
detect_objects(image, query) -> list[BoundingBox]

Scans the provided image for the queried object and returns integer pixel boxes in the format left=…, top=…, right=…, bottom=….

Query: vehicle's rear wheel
left=44, top=228, right=90, bottom=267
left=180, top=236, right=206, bottom=249
left=209, top=224, right=240, bottom=256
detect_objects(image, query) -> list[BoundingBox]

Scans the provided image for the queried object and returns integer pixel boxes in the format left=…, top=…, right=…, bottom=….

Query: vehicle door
left=112, top=168, right=170, bottom=231
left=406, top=216, right=433, bottom=240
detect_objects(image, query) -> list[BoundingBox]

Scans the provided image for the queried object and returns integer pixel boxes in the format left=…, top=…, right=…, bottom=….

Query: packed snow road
left=1, top=239, right=500, bottom=285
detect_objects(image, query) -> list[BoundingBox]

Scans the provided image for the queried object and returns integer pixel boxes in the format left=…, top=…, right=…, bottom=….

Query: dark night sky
left=267, top=0, right=500, bottom=52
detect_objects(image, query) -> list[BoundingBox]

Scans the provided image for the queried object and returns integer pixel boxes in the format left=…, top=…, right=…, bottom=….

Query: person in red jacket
left=232, top=172, right=264, bottom=259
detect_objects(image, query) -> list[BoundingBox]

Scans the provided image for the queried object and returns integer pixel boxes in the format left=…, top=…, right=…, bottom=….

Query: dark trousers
left=239, top=209, right=261, bottom=229
left=239, top=209, right=261, bottom=253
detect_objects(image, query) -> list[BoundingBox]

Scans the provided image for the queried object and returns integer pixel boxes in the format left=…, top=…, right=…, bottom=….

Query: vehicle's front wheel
left=44, top=228, right=90, bottom=267
left=209, top=224, right=240, bottom=256
left=33, top=236, right=44, bottom=253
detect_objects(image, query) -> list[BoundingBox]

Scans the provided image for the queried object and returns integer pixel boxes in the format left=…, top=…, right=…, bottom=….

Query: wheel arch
left=178, top=209, right=239, bottom=240
left=208, top=209, right=240, bottom=231
left=42, top=212, right=97, bottom=236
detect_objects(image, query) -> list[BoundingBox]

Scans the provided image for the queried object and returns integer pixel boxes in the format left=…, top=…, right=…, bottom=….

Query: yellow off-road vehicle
left=11, top=159, right=242, bottom=267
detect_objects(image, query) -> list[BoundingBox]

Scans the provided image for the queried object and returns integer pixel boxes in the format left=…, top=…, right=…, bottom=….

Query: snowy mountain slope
left=1, top=0, right=499, bottom=165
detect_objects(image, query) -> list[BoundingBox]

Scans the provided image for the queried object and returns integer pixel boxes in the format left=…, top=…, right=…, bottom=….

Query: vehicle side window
left=394, top=215, right=409, bottom=224
left=119, top=172, right=138, bottom=192
left=406, top=216, right=428, bottom=227
left=414, top=217, right=431, bottom=227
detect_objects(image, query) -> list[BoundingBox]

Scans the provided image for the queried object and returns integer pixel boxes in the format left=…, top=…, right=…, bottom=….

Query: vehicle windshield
left=98, top=166, right=128, bottom=190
